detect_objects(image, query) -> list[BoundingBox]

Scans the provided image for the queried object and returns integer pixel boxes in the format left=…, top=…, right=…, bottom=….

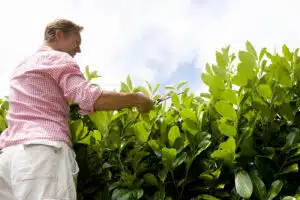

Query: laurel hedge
left=2, top=41, right=300, bottom=200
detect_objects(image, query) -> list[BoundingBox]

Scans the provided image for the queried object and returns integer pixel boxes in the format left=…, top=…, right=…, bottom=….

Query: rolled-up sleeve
left=48, top=58, right=102, bottom=115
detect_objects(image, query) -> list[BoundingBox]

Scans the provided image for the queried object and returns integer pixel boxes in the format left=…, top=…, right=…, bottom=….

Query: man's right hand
left=94, top=90, right=154, bottom=112
left=135, top=93, right=154, bottom=113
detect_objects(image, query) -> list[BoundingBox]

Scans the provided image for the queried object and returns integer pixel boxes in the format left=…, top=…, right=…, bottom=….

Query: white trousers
left=0, top=140, right=79, bottom=200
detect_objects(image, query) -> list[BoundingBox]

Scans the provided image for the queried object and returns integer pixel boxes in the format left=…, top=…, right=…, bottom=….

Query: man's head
left=44, top=19, right=83, bottom=57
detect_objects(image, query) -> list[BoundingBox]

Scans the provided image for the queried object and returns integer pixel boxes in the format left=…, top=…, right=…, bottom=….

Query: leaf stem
left=171, top=172, right=181, bottom=200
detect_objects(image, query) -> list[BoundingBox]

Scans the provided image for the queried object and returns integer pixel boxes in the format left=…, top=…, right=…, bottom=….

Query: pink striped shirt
left=0, top=45, right=102, bottom=149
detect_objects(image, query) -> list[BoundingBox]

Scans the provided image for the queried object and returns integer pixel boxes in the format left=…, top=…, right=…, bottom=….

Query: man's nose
left=76, top=46, right=81, bottom=53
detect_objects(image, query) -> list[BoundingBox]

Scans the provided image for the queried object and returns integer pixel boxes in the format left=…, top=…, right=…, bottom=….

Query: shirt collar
left=37, top=44, right=54, bottom=52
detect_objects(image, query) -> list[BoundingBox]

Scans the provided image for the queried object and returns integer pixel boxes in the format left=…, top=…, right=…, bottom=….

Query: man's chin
left=68, top=52, right=76, bottom=57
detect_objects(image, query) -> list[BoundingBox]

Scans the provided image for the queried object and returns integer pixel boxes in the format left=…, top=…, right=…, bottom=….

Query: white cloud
left=0, top=0, right=300, bottom=98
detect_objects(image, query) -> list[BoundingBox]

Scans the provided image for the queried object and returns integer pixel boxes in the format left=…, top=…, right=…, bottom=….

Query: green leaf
left=220, top=137, right=236, bottom=152
left=145, top=81, right=152, bottom=93
left=246, top=40, right=258, bottom=60
left=121, top=82, right=130, bottom=92
left=216, top=51, right=227, bottom=68
left=239, top=50, right=257, bottom=68
left=278, top=103, right=294, bottom=122
left=235, top=170, right=253, bottom=199
left=249, top=170, right=267, bottom=200
left=182, top=119, right=198, bottom=135
left=165, top=85, right=176, bottom=90
left=126, top=75, right=133, bottom=90
left=282, top=44, right=293, bottom=61
left=0, top=115, right=7, bottom=132
left=88, top=111, right=110, bottom=135
left=240, top=136, right=256, bottom=157
left=143, top=173, right=158, bottom=186
left=158, top=168, right=168, bottom=182
left=201, top=72, right=225, bottom=96
left=77, top=134, right=91, bottom=145
left=215, top=101, right=237, bottom=121
left=267, top=180, right=283, bottom=200
left=112, top=188, right=143, bottom=200
left=103, top=162, right=118, bottom=169
left=196, top=139, right=211, bottom=154
left=148, top=139, right=160, bottom=151
left=177, top=80, right=188, bottom=90
left=212, top=64, right=227, bottom=80
left=153, top=83, right=160, bottom=94
left=195, top=194, right=221, bottom=200
left=168, top=125, right=181, bottom=147
left=134, top=122, right=150, bottom=142
left=186, top=139, right=211, bottom=175
left=286, top=129, right=300, bottom=146
left=221, top=89, right=237, bottom=105
left=70, top=119, right=88, bottom=143
left=259, top=47, right=267, bottom=62
left=180, top=108, right=197, bottom=122
left=183, top=95, right=194, bottom=108
left=172, top=152, right=187, bottom=169
left=211, top=137, right=236, bottom=165
left=162, top=147, right=177, bottom=170
left=282, top=197, right=296, bottom=200
left=91, top=130, right=101, bottom=141
left=200, top=93, right=211, bottom=99
left=171, top=92, right=180, bottom=110
left=276, top=67, right=292, bottom=87
left=205, top=63, right=214, bottom=75
left=257, top=84, right=273, bottom=101
left=1, top=100, right=8, bottom=110
left=232, top=61, right=256, bottom=86
left=132, top=151, right=149, bottom=170
left=218, top=120, right=236, bottom=137
left=279, top=164, right=298, bottom=175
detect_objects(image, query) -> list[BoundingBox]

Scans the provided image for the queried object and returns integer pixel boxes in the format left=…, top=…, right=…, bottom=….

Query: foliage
left=2, top=41, right=300, bottom=199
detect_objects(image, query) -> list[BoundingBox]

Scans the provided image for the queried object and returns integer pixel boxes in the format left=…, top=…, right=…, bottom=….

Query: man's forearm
left=93, top=91, right=143, bottom=111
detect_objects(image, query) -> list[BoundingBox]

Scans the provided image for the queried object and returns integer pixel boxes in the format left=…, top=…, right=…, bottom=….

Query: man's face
left=55, top=30, right=81, bottom=57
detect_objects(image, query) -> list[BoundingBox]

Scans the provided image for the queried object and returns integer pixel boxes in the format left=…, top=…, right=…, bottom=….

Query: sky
left=0, top=0, right=300, bottom=98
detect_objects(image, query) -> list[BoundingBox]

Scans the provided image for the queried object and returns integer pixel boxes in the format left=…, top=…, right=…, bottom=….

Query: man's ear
left=55, top=30, right=64, bottom=41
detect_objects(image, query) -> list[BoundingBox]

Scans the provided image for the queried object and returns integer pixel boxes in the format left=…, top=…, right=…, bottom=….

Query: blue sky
left=1, top=0, right=300, bottom=98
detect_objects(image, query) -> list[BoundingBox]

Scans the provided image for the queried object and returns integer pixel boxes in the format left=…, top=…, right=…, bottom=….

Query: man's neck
left=43, top=41, right=59, bottom=51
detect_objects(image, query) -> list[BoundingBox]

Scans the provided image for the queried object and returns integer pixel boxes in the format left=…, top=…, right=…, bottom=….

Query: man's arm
left=94, top=90, right=154, bottom=112
left=47, top=57, right=153, bottom=114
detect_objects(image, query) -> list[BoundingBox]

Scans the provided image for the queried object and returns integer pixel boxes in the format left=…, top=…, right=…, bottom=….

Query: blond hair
left=44, top=19, right=83, bottom=42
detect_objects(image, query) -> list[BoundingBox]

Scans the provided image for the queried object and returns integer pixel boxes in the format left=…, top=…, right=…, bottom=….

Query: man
left=0, top=19, right=154, bottom=200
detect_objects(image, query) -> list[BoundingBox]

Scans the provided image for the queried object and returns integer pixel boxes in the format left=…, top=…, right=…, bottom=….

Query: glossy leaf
left=126, top=75, right=133, bottom=90
left=235, top=170, right=253, bottom=199
left=195, top=194, right=221, bottom=200
left=257, top=84, right=272, bottom=101
left=134, top=122, right=150, bottom=142
left=143, top=173, right=158, bottom=186
left=171, top=92, right=180, bottom=110
left=279, top=164, right=298, bottom=175
left=180, top=108, right=197, bottom=121
left=218, top=120, right=236, bottom=137
left=249, top=170, right=267, bottom=200
left=0, top=115, right=6, bottom=132
left=168, top=125, right=181, bottom=147
left=177, top=80, right=188, bottom=90
left=221, top=89, right=238, bottom=105
left=282, top=44, right=293, bottom=61
left=162, top=147, right=177, bottom=169
left=267, top=180, right=283, bottom=200
left=246, top=40, right=258, bottom=60
left=215, top=101, right=237, bottom=121
left=211, top=137, right=236, bottom=165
